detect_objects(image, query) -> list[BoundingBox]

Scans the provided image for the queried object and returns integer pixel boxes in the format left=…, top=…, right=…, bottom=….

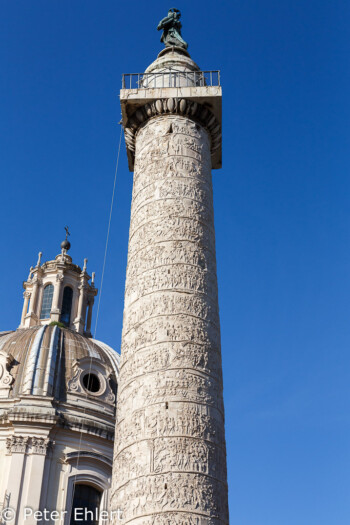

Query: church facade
left=0, top=241, right=119, bottom=524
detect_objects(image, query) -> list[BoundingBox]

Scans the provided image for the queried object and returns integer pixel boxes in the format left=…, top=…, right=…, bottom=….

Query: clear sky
left=1, top=1, right=349, bottom=523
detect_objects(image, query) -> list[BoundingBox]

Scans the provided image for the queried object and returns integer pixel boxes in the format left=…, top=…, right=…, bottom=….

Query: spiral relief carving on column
left=110, top=112, right=229, bottom=524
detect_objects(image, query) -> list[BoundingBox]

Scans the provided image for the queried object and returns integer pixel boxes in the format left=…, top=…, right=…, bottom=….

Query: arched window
left=70, top=484, right=102, bottom=525
left=40, top=284, right=54, bottom=319
left=61, top=286, right=73, bottom=326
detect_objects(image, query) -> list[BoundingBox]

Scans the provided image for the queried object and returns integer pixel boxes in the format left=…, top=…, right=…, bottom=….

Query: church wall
left=0, top=427, right=114, bottom=525
left=0, top=438, right=11, bottom=509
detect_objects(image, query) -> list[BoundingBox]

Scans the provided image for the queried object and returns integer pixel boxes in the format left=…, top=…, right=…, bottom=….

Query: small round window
left=82, top=373, right=101, bottom=393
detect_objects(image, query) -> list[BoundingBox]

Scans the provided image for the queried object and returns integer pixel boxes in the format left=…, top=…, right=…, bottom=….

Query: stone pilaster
left=110, top=103, right=229, bottom=523
left=50, top=271, right=64, bottom=321
left=26, top=274, right=41, bottom=326
left=20, top=291, right=31, bottom=326
left=74, top=284, right=87, bottom=333
left=5, top=436, right=30, bottom=518
left=85, top=298, right=94, bottom=337
left=22, top=438, right=54, bottom=525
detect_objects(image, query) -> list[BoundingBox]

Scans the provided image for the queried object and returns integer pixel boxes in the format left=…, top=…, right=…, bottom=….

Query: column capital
left=6, top=435, right=29, bottom=454
left=31, top=437, right=54, bottom=455
left=123, top=97, right=221, bottom=171
left=6, top=436, right=55, bottom=455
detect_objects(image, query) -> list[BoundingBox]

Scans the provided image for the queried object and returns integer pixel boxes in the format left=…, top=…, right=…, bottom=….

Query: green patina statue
left=157, top=8, right=188, bottom=50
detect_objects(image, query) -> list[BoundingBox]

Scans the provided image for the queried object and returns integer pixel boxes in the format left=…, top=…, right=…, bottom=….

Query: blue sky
left=1, top=1, right=349, bottom=523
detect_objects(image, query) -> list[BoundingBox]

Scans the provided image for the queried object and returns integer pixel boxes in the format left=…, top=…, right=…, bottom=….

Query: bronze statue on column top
left=157, top=8, right=188, bottom=50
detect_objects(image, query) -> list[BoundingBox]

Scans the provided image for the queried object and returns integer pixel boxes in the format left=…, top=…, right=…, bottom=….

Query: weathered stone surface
left=111, top=113, right=229, bottom=523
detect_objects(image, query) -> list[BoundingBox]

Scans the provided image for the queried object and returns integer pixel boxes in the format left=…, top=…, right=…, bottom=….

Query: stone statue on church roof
left=157, top=8, right=188, bottom=50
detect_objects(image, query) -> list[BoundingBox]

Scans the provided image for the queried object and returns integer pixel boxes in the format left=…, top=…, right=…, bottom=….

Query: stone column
left=74, top=283, right=86, bottom=334
left=20, top=438, right=53, bottom=525
left=20, top=292, right=30, bottom=326
left=51, top=273, right=64, bottom=322
left=110, top=106, right=229, bottom=522
left=27, top=276, right=40, bottom=326
left=85, top=298, right=94, bottom=337
left=5, top=436, right=29, bottom=523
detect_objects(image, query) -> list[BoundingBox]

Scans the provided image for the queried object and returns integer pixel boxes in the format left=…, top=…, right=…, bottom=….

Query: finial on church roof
left=157, top=8, right=188, bottom=50
left=36, top=252, right=42, bottom=267
left=61, top=226, right=71, bottom=251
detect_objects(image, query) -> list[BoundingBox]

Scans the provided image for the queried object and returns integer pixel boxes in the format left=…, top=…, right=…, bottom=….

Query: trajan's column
left=111, top=9, right=229, bottom=525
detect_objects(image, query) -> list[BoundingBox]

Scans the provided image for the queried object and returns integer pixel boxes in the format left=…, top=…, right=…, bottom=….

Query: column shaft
left=50, top=275, right=63, bottom=322
left=85, top=299, right=94, bottom=335
left=21, top=293, right=30, bottom=326
left=27, top=282, right=38, bottom=317
left=74, top=284, right=86, bottom=333
left=111, top=114, right=228, bottom=524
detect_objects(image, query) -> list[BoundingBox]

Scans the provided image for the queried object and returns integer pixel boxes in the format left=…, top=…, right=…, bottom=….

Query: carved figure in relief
left=115, top=404, right=225, bottom=459
left=126, top=243, right=216, bottom=284
left=149, top=515, right=203, bottom=525
left=125, top=264, right=218, bottom=303
left=133, top=157, right=210, bottom=191
left=117, top=472, right=224, bottom=519
left=129, top=199, right=214, bottom=237
left=127, top=216, right=214, bottom=259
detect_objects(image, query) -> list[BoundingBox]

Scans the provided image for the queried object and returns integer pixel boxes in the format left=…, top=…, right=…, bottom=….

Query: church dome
left=0, top=241, right=120, bottom=519
left=0, top=325, right=119, bottom=411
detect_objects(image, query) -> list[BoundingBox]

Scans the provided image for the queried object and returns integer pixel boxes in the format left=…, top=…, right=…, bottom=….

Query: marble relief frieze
left=111, top=114, right=228, bottom=523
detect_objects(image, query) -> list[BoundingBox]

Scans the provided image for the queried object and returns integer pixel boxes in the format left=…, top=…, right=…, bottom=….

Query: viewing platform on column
left=120, top=46, right=222, bottom=171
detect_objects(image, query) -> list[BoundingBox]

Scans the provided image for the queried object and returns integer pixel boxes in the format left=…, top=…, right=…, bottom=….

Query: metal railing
left=122, top=70, right=220, bottom=90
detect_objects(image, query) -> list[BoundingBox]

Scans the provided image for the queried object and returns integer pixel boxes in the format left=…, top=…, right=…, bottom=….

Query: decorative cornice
left=60, top=414, right=115, bottom=440
left=66, top=451, right=112, bottom=467
left=7, top=406, right=59, bottom=425
left=124, top=97, right=221, bottom=161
